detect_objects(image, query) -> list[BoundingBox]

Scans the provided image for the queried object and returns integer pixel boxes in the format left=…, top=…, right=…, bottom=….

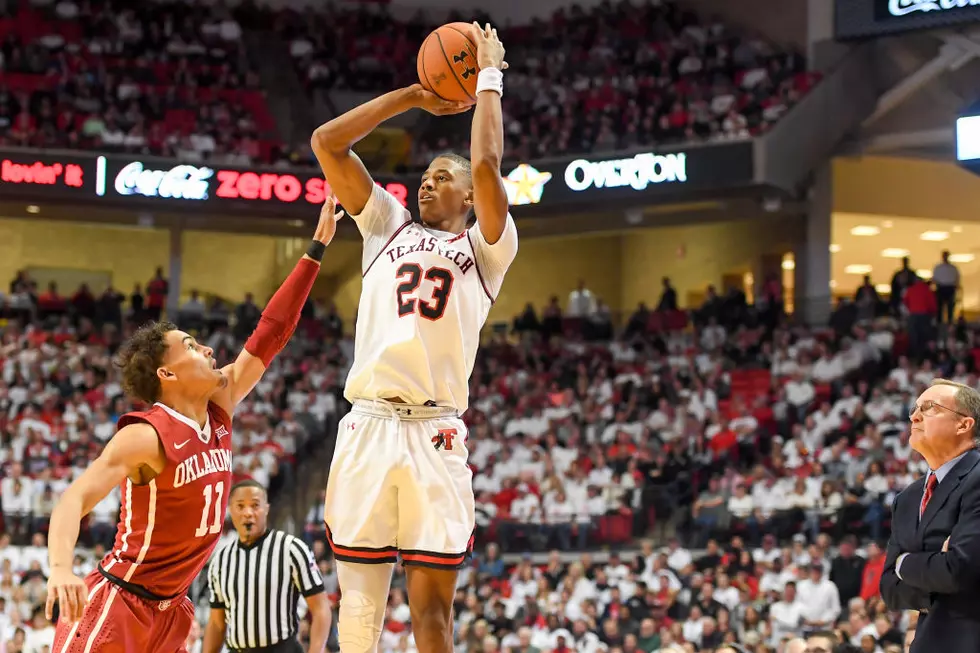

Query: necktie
left=920, top=473, right=938, bottom=518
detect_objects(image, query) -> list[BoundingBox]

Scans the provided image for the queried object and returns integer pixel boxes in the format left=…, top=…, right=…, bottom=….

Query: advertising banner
left=836, top=0, right=980, bottom=40
left=0, top=142, right=755, bottom=218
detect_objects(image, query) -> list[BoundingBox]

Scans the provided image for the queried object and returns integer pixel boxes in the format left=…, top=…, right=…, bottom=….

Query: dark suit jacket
left=880, top=449, right=980, bottom=652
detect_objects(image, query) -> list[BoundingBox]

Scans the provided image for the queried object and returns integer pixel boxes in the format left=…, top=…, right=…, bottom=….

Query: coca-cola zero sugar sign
left=113, top=161, right=214, bottom=200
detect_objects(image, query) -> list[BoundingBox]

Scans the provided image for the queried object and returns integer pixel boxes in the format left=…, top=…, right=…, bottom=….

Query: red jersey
left=98, top=401, right=233, bottom=598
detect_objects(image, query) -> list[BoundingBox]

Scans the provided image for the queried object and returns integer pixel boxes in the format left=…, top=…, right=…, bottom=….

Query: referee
left=203, top=480, right=332, bottom=653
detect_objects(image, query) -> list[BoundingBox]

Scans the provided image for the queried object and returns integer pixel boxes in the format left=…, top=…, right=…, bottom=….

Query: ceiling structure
left=845, top=28, right=980, bottom=161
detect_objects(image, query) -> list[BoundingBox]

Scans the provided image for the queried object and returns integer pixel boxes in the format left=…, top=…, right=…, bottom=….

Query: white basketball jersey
left=344, top=185, right=518, bottom=413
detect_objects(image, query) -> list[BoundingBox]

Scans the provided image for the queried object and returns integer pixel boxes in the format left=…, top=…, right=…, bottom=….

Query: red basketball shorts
left=52, top=570, right=194, bottom=653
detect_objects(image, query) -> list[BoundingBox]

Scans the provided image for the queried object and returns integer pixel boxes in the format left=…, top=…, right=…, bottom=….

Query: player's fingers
left=501, top=61, right=509, bottom=70
left=334, top=210, right=345, bottom=221
left=74, top=584, right=88, bottom=619
left=45, top=589, right=55, bottom=621
left=57, top=586, right=72, bottom=621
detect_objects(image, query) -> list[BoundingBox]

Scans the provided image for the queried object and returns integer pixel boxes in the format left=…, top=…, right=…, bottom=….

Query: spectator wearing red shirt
left=904, top=277, right=936, bottom=359
left=145, top=266, right=168, bottom=321
left=36, top=282, right=67, bottom=319
left=860, top=542, right=885, bottom=601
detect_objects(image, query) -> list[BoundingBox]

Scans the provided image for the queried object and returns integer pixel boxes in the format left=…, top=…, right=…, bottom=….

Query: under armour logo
left=453, top=51, right=477, bottom=79
left=404, top=409, right=412, bottom=416
left=348, top=422, right=355, bottom=431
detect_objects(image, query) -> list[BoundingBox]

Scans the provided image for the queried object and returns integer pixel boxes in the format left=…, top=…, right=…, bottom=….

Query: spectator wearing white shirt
left=811, top=348, right=845, bottom=385
left=796, top=563, right=841, bottom=632
left=784, top=371, right=816, bottom=419
left=567, top=280, right=596, bottom=318
left=502, top=486, right=543, bottom=552
left=727, top=484, right=759, bottom=543
left=768, top=582, right=804, bottom=644
left=664, top=537, right=693, bottom=572
left=545, top=491, right=575, bottom=550
left=1, top=464, right=33, bottom=544
left=682, top=606, right=705, bottom=647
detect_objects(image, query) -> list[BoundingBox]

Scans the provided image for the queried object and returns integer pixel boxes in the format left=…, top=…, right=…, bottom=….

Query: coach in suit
left=880, top=378, right=980, bottom=653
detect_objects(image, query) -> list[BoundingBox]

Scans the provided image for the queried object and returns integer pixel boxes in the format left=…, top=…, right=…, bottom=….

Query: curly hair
left=114, top=321, right=177, bottom=405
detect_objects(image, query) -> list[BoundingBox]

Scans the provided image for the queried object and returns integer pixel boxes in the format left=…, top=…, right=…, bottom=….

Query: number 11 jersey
left=344, top=185, right=518, bottom=414
left=100, top=401, right=234, bottom=598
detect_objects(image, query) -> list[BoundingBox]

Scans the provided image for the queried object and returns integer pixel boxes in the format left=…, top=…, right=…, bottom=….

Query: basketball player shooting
left=311, top=22, right=515, bottom=653
left=43, top=198, right=345, bottom=653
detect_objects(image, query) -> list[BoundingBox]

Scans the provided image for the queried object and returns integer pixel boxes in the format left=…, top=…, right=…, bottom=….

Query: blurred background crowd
left=2, top=0, right=979, bottom=651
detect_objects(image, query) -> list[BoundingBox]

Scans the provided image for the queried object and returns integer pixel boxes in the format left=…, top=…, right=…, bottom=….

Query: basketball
left=417, top=22, right=481, bottom=104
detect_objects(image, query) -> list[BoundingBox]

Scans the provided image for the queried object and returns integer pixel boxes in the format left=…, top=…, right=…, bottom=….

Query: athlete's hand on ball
left=314, top=194, right=345, bottom=246
left=472, top=22, right=508, bottom=71
left=46, top=567, right=88, bottom=623
left=408, top=84, right=472, bottom=116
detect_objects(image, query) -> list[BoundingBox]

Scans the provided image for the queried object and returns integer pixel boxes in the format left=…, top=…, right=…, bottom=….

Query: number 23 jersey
left=344, top=185, right=518, bottom=414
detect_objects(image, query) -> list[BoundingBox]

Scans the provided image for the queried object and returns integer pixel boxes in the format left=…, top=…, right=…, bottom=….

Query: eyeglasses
left=909, top=399, right=970, bottom=420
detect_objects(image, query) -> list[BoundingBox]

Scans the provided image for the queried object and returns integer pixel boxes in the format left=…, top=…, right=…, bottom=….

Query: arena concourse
left=1, top=0, right=978, bottom=652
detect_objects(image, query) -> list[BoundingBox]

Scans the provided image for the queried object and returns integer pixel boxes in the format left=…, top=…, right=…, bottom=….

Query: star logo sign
left=502, top=163, right=552, bottom=206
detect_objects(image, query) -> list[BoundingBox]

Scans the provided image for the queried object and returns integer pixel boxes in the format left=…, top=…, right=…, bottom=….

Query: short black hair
left=432, top=152, right=472, bottom=183
left=230, top=479, right=267, bottom=500
left=114, top=321, right=177, bottom=404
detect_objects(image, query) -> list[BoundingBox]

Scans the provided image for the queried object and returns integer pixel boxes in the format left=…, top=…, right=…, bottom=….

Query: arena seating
left=271, top=0, right=821, bottom=169
left=0, top=1, right=282, bottom=164
left=2, top=265, right=958, bottom=651
left=296, top=291, right=949, bottom=652
left=0, top=0, right=820, bottom=171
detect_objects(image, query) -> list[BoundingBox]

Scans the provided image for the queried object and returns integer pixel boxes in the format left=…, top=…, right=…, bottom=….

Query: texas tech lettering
left=174, top=449, right=232, bottom=488
left=386, top=236, right=475, bottom=274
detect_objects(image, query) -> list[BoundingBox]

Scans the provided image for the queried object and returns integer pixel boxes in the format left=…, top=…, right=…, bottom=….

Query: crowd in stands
left=274, top=0, right=819, bottom=169
left=1, top=0, right=819, bottom=172
left=303, top=275, right=963, bottom=653
left=0, top=0, right=286, bottom=165
left=3, top=253, right=973, bottom=652
left=0, top=269, right=342, bottom=653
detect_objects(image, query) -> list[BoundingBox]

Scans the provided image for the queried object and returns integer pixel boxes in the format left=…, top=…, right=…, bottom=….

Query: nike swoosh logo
left=174, top=439, right=191, bottom=450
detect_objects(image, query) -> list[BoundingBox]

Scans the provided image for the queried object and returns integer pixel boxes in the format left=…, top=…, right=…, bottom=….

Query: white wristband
left=476, top=67, right=503, bottom=97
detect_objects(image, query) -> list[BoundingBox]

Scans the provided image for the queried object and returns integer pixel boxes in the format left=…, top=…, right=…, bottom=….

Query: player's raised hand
left=46, top=567, right=88, bottom=623
left=407, top=84, right=473, bottom=116
left=472, top=22, right=508, bottom=71
left=313, top=194, right=345, bottom=247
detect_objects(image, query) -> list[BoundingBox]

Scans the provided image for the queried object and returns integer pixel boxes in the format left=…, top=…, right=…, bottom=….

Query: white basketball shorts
left=323, top=400, right=475, bottom=570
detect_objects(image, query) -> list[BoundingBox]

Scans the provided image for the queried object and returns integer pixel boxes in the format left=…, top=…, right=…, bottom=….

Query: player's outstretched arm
left=469, top=22, right=510, bottom=244
left=312, top=87, right=469, bottom=216
left=46, top=422, right=164, bottom=622
left=211, top=199, right=345, bottom=415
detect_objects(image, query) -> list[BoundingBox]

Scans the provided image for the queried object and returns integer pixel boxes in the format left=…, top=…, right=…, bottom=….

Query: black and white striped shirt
left=208, top=529, right=324, bottom=649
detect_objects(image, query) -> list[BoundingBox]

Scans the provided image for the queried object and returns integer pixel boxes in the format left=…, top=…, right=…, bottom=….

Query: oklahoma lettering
left=386, top=235, right=475, bottom=274
left=174, top=449, right=233, bottom=488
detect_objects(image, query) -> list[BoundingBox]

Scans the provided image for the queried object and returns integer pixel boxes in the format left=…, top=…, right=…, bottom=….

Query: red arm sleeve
left=244, top=257, right=319, bottom=367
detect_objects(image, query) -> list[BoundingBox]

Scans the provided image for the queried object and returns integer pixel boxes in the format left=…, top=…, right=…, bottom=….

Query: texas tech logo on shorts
left=431, top=428, right=458, bottom=451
